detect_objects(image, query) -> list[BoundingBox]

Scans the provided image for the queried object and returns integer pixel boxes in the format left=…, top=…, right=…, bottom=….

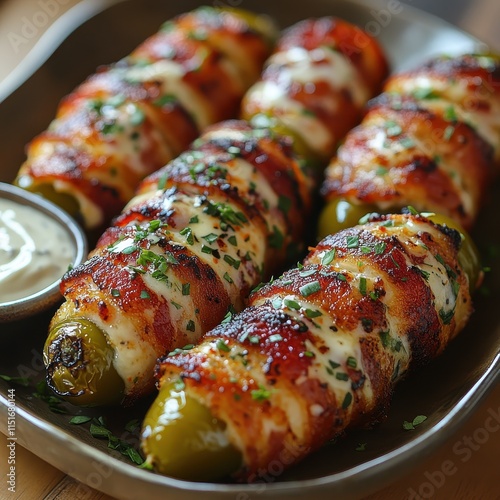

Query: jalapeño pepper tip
left=43, top=319, right=124, bottom=407
left=141, top=381, right=242, bottom=481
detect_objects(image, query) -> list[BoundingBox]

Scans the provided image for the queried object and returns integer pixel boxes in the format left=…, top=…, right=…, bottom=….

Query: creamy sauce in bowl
left=0, top=199, right=75, bottom=303
left=0, top=182, right=87, bottom=322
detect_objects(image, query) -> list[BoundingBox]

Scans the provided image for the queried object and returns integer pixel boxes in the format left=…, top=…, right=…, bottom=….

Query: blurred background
left=400, top=0, right=500, bottom=49
left=1, top=0, right=499, bottom=101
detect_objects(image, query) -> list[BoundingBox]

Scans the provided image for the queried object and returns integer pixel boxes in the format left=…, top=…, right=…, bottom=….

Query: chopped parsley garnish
left=278, top=195, right=292, bottom=214
left=153, top=94, right=177, bottom=107
left=216, top=339, right=230, bottom=352
left=130, top=106, right=145, bottom=126
left=224, top=255, right=241, bottom=269
left=347, top=235, right=359, bottom=248
left=443, top=125, right=455, bottom=141
left=202, top=233, right=219, bottom=244
left=283, top=298, right=301, bottom=310
left=179, top=227, right=194, bottom=245
left=251, top=385, right=272, bottom=401
left=399, top=137, right=415, bottom=149
left=321, top=248, right=336, bottom=265
left=439, top=307, right=455, bottom=325
left=359, top=276, right=367, bottom=296
left=299, top=280, right=321, bottom=297
left=305, top=308, right=322, bottom=318
left=182, top=283, right=190, bottom=296
left=69, top=416, right=93, bottom=425
left=385, top=120, right=402, bottom=137
left=203, top=200, right=248, bottom=227
left=268, top=226, right=285, bottom=249
left=272, top=297, right=283, bottom=309
left=89, top=416, right=145, bottom=465
left=268, top=334, right=283, bottom=343
left=412, top=88, right=439, bottom=100
left=201, top=244, right=214, bottom=255
left=403, top=415, right=427, bottom=430
left=444, top=105, right=458, bottom=122
left=186, top=320, right=195, bottom=332
left=347, top=356, right=357, bottom=368
left=342, top=392, right=353, bottom=409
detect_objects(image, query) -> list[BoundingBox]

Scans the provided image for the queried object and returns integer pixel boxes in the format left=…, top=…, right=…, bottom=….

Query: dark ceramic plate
left=0, top=0, right=498, bottom=499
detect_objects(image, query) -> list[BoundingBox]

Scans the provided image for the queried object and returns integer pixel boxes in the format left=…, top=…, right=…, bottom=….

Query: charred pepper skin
left=142, top=213, right=480, bottom=482
left=15, top=7, right=278, bottom=231
left=44, top=318, right=124, bottom=407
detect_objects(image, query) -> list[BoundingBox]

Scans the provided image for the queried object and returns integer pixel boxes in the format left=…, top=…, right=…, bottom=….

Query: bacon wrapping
left=15, top=7, right=277, bottom=230
left=320, top=53, right=500, bottom=234
left=42, top=16, right=389, bottom=407
left=44, top=120, right=311, bottom=404
left=241, top=16, right=389, bottom=164
left=143, top=213, right=477, bottom=481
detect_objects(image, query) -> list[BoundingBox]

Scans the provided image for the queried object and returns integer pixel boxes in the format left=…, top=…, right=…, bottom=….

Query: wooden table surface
left=1, top=383, right=498, bottom=499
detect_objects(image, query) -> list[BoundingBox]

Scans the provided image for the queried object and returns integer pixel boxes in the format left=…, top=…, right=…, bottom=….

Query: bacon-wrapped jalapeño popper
left=141, top=212, right=481, bottom=481
left=43, top=17, right=389, bottom=407
left=241, top=16, right=389, bottom=169
left=44, top=120, right=311, bottom=405
left=14, top=7, right=277, bottom=231
left=320, top=53, right=500, bottom=236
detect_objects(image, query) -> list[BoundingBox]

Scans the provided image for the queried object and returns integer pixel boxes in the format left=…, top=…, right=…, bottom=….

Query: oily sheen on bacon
left=15, top=7, right=277, bottom=230
left=149, top=213, right=473, bottom=481
left=43, top=15, right=389, bottom=407
left=321, top=53, right=500, bottom=232
left=242, top=16, right=389, bottom=163
left=45, top=121, right=311, bottom=402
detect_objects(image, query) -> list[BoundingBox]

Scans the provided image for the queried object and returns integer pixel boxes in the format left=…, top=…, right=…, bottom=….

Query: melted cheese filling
left=122, top=60, right=213, bottom=129
left=246, top=80, right=333, bottom=155
left=269, top=46, right=370, bottom=108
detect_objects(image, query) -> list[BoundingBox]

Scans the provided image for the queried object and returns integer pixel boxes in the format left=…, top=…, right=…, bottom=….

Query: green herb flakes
left=342, top=392, right=353, bottom=409
left=216, top=339, right=230, bottom=352
left=347, top=235, right=359, bottom=248
left=69, top=415, right=92, bottom=425
left=251, top=385, right=272, bottom=401
left=283, top=298, right=301, bottom=310
left=403, top=415, right=427, bottom=430
left=299, top=280, right=321, bottom=297
left=321, top=248, right=336, bottom=266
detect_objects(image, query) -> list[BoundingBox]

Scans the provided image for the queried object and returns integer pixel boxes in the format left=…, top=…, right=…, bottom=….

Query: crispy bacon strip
left=155, top=213, right=473, bottom=480
left=15, top=7, right=277, bottom=230
left=322, top=53, right=500, bottom=229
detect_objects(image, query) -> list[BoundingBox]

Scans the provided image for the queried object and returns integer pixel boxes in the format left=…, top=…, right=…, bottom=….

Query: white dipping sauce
left=0, top=198, right=75, bottom=303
